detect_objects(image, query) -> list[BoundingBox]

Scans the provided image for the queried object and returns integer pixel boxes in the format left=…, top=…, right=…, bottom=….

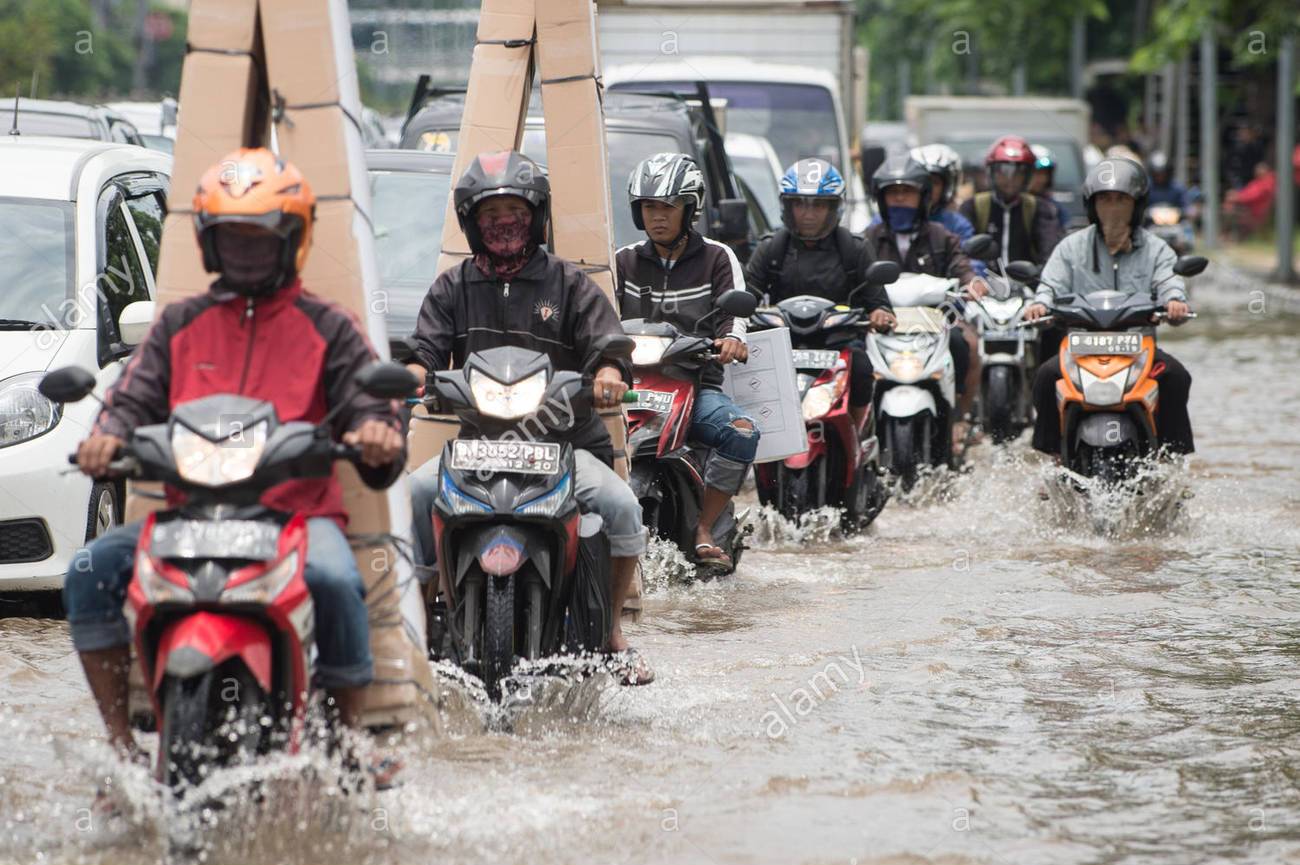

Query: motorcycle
left=1011, top=255, right=1206, bottom=483
left=424, top=337, right=633, bottom=698
left=866, top=271, right=963, bottom=489
left=622, top=289, right=757, bottom=576
left=748, top=261, right=899, bottom=529
left=1145, top=204, right=1195, bottom=255
left=38, top=361, right=417, bottom=792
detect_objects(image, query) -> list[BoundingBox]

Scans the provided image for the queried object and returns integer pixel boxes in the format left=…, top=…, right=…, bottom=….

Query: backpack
left=766, top=226, right=861, bottom=294
left=972, top=191, right=1038, bottom=260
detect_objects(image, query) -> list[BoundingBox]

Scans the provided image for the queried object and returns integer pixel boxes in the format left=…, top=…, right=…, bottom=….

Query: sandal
left=693, top=543, right=733, bottom=570
left=368, top=757, right=404, bottom=792
left=608, top=648, right=656, bottom=686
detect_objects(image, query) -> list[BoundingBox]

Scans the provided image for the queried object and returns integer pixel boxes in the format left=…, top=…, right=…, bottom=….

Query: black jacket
left=745, top=226, right=892, bottom=314
left=615, top=230, right=747, bottom=389
left=862, top=221, right=977, bottom=284
left=959, top=192, right=1063, bottom=266
left=411, top=247, right=630, bottom=458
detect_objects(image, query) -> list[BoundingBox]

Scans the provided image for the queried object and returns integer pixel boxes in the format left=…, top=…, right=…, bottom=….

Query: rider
left=863, top=153, right=989, bottom=448
left=405, top=151, right=652, bottom=683
left=63, top=148, right=406, bottom=763
left=615, top=152, right=759, bottom=570
left=744, top=157, right=893, bottom=428
left=960, top=135, right=1063, bottom=266
left=1024, top=156, right=1194, bottom=457
left=911, top=144, right=986, bottom=277
left=1028, top=144, right=1070, bottom=231
left=1146, top=150, right=1190, bottom=209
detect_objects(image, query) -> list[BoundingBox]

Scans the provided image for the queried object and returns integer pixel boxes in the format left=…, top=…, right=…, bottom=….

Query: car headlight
left=224, top=550, right=301, bottom=605
left=172, top=420, right=268, bottom=486
left=0, top=372, right=61, bottom=447
left=469, top=369, right=547, bottom=420
left=439, top=467, right=492, bottom=515
left=630, top=335, right=673, bottom=367
left=514, top=472, right=573, bottom=517
left=801, top=373, right=846, bottom=421
left=887, top=353, right=926, bottom=383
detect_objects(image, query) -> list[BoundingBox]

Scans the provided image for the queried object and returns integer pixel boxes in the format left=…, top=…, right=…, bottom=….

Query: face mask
left=214, top=227, right=285, bottom=295
left=1095, top=198, right=1134, bottom=254
left=887, top=205, right=920, bottom=233
left=474, top=207, right=536, bottom=280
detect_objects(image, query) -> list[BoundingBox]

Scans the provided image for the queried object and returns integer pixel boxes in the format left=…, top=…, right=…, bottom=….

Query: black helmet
left=628, top=152, right=706, bottom=233
left=1082, top=157, right=1150, bottom=230
left=870, top=153, right=932, bottom=231
left=454, top=150, right=550, bottom=254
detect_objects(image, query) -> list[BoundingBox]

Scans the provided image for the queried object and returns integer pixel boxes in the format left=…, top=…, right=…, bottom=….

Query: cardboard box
left=722, top=327, right=808, bottom=463
left=271, top=105, right=367, bottom=200
left=258, top=0, right=356, bottom=106
left=156, top=211, right=212, bottom=308
left=186, top=0, right=260, bottom=54
left=167, top=52, right=263, bottom=213
left=536, top=0, right=602, bottom=87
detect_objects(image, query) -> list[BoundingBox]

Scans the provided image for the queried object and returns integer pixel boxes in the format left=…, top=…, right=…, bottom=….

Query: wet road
left=2, top=260, right=1299, bottom=865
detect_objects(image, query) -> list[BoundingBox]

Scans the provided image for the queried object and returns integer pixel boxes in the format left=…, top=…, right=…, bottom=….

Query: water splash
left=639, top=535, right=697, bottom=591
left=746, top=504, right=843, bottom=549
left=1039, top=458, right=1193, bottom=538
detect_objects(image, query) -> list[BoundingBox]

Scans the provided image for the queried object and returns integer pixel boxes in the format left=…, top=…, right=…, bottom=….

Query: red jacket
left=95, top=279, right=403, bottom=526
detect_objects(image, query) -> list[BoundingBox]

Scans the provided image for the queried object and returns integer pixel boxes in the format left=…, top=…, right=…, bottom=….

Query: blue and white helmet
left=779, top=158, right=844, bottom=239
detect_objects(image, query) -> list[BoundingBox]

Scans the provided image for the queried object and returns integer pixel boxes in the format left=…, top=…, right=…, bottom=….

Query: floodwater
left=2, top=260, right=1299, bottom=865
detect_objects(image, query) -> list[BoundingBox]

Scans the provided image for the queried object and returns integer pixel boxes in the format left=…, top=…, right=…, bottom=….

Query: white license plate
left=791, top=349, right=840, bottom=369
left=151, top=519, right=281, bottom=560
left=984, top=330, right=1021, bottom=341
left=627, top=390, right=674, bottom=413
left=1069, top=332, right=1142, bottom=356
left=450, top=439, right=562, bottom=475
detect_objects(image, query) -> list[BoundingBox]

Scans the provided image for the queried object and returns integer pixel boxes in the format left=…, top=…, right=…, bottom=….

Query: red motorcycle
left=39, top=362, right=415, bottom=791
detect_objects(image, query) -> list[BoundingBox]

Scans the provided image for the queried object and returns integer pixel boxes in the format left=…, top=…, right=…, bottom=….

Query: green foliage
left=1131, top=0, right=1300, bottom=73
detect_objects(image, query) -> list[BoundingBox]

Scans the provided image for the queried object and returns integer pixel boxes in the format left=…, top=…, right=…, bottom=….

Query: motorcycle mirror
left=865, top=260, right=901, bottom=285
left=39, top=366, right=96, bottom=404
left=594, top=333, right=635, bottom=360
left=715, top=288, right=758, bottom=318
left=1172, top=255, right=1208, bottom=277
left=961, top=233, right=998, bottom=262
left=388, top=335, right=417, bottom=364
left=1005, top=260, right=1040, bottom=285
left=356, top=361, right=420, bottom=400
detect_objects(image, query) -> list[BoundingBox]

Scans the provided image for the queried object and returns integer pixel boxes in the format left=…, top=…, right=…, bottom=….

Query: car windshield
left=522, top=128, right=685, bottom=250
left=370, top=169, right=449, bottom=336
left=11, top=112, right=99, bottom=140
left=628, top=81, right=841, bottom=172
left=730, top=154, right=782, bottom=224
left=0, top=198, right=74, bottom=328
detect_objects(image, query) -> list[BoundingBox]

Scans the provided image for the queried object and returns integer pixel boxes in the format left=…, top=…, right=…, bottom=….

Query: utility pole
left=1070, top=12, right=1085, bottom=99
left=1274, top=34, right=1296, bottom=283
left=1199, top=28, right=1219, bottom=248
left=1175, top=55, right=1190, bottom=187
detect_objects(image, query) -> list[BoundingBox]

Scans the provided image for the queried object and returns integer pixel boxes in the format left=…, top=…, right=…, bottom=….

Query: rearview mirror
left=961, top=233, right=998, bottom=262
left=716, top=198, right=749, bottom=241
left=39, top=366, right=97, bottom=404
left=1005, top=260, right=1040, bottom=285
left=865, top=260, right=901, bottom=285
left=715, top=288, right=758, bottom=319
left=118, top=300, right=155, bottom=347
left=356, top=362, right=419, bottom=400
left=1172, top=255, right=1208, bottom=277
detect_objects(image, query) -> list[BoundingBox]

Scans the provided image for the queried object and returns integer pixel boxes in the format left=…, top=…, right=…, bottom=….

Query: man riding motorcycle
left=615, top=152, right=759, bottom=570
left=911, top=144, right=986, bottom=277
left=1028, top=144, right=1070, bottom=231
left=404, top=151, right=652, bottom=684
left=63, top=148, right=406, bottom=770
left=743, top=157, right=892, bottom=428
left=960, top=135, right=1063, bottom=266
left=1146, top=150, right=1190, bottom=209
left=863, top=153, right=989, bottom=448
left=1025, top=157, right=1194, bottom=457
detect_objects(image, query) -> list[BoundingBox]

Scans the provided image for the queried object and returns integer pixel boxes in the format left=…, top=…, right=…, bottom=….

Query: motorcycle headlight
left=629, top=412, right=667, bottom=451
left=514, top=472, right=573, bottom=518
left=172, top=420, right=268, bottom=487
left=1126, top=350, right=1149, bottom=389
left=1149, top=206, right=1180, bottom=226
left=822, top=311, right=856, bottom=329
left=0, top=372, right=61, bottom=447
left=439, top=467, right=492, bottom=515
left=801, top=373, right=846, bottom=422
left=1062, top=350, right=1082, bottom=390
left=982, top=297, right=1024, bottom=324
left=887, top=353, right=926, bottom=383
left=224, top=550, right=301, bottom=605
left=135, top=551, right=193, bottom=605
left=469, top=369, right=547, bottom=420
left=630, top=335, right=673, bottom=367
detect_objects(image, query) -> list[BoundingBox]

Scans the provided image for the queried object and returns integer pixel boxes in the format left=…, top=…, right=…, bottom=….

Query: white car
left=0, top=137, right=169, bottom=591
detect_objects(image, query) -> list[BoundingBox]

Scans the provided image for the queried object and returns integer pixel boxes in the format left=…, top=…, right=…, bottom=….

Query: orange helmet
left=193, top=147, right=316, bottom=285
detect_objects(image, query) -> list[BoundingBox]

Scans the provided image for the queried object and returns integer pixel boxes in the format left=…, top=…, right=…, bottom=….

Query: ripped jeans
left=690, top=387, right=760, bottom=494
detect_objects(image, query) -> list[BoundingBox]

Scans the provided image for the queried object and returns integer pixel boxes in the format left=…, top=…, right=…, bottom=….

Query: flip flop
left=693, top=543, right=733, bottom=570
left=608, top=648, right=655, bottom=686
left=368, top=757, right=404, bottom=791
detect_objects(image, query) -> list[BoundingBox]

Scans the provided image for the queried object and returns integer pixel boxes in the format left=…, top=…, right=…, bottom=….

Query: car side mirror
left=355, top=361, right=420, bottom=400
left=1172, top=255, right=1208, bottom=277
left=118, top=300, right=156, bottom=347
left=1006, top=260, right=1040, bottom=286
left=716, top=198, right=749, bottom=241
left=715, top=288, right=758, bottom=318
left=865, top=260, right=901, bottom=285
left=961, top=233, right=998, bottom=262
left=39, top=366, right=97, bottom=404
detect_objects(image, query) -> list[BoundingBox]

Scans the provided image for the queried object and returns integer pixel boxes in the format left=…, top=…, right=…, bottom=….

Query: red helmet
left=985, top=135, right=1035, bottom=167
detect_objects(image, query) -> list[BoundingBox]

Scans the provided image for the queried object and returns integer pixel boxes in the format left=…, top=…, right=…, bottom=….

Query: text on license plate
left=627, top=390, right=674, bottom=413
left=791, top=349, right=840, bottom=369
left=1068, top=332, right=1141, bottom=355
left=151, top=519, right=281, bottom=560
left=450, top=439, right=562, bottom=475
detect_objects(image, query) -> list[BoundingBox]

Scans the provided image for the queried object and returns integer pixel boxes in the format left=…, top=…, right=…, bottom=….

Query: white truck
left=597, top=0, right=870, bottom=229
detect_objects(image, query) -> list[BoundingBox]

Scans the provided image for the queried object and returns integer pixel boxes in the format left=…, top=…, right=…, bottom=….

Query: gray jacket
left=1035, top=225, right=1186, bottom=308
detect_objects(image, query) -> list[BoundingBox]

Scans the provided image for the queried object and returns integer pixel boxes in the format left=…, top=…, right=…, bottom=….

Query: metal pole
left=1144, top=74, right=1157, bottom=143
left=1071, top=13, right=1085, bottom=99
left=1199, top=28, right=1219, bottom=248
left=1159, top=62, right=1175, bottom=156
left=898, top=61, right=911, bottom=122
left=1012, top=62, right=1026, bottom=96
left=1175, top=54, right=1190, bottom=187
left=1274, top=34, right=1296, bottom=283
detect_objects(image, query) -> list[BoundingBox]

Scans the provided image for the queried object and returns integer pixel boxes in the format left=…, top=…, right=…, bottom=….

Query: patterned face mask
left=474, top=207, right=535, bottom=280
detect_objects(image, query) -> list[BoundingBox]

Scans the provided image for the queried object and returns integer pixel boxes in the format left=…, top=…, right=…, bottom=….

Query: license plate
left=791, top=349, right=840, bottom=369
left=627, top=390, right=674, bottom=414
left=984, top=330, right=1021, bottom=341
left=449, top=439, right=562, bottom=475
left=1068, top=332, right=1142, bottom=356
left=151, top=519, right=281, bottom=561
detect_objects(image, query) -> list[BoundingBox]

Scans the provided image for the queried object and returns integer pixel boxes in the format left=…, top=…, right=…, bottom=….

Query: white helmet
left=910, top=143, right=963, bottom=212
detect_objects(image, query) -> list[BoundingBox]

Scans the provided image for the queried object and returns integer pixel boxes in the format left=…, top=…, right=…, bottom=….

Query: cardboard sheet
left=722, top=327, right=808, bottom=463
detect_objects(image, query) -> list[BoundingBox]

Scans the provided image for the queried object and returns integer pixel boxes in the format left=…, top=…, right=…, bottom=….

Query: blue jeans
left=63, top=517, right=374, bottom=689
left=691, top=388, right=759, bottom=495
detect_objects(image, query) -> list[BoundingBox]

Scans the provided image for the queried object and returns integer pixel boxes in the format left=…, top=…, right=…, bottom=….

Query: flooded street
left=2, top=261, right=1299, bottom=865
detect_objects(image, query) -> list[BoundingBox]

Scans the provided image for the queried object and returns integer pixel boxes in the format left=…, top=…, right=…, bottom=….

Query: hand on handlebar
left=714, top=337, right=748, bottom=364
left=868, top=309, right=897, bottom=333
left=342, top=419, right=404, bottom=468
left=593, top=364, right=629, bottom=409
left=963, top=277, right=990, bottom=300
left=1023, top=303, right=1050, bottom=322
left=75, top=433, right=126, bottom=478
left=1159, top=299, right=1192, bottom=325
